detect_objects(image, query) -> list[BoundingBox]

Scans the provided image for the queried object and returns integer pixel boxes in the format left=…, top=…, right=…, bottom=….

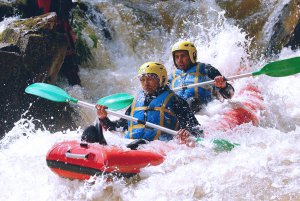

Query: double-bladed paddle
left=25, top=83, right=134, bottom=111
left=173, top=56, right=300, bottom=91
left=25, top=83, right=237, bottom=151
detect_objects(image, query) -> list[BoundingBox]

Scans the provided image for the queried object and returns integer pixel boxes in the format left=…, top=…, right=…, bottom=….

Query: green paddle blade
left=253, top=56, right=300, bottom=77
left=97, top=93, right=134, bottom=111
left=25, top=83, right=78, bottom=103
left=212, top=139, right=240, bottom=152
left=196, top=137, right=239, bottom=152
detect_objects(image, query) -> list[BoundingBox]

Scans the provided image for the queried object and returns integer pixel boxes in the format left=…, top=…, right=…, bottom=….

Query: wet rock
left=216, top=0, right=265, bottom=40
left=0, top=43, right=20, bottom=53
left=286, top=21, right=300, bottom=50
left=0, top=2, right=15, bottom=21
left=217, top=0, right=300, bottom=56
left=0, top=13, right=77, bottom=137
left=217, top=0, right=261, bottom=20
left=267, top=0, right=300, bottom=54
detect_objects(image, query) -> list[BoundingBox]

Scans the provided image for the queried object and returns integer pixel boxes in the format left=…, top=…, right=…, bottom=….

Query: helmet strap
left=193, top=52, right=197, bottom=62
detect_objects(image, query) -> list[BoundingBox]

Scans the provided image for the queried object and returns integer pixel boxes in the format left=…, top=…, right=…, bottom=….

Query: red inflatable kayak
left=201, top=83, right=264, bottom=132
left=46, top=84, right=264, bottom=181
left=46, top=140, right=164, bottom=180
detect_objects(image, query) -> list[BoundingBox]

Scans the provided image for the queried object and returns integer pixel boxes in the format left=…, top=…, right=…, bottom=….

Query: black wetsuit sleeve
left=172, top=95, right=203, bottom=137
left=218, top=83, right=234, bottom=99
left=99, top=107, right=130, bottom=131
left=203, top=64, right=234, bottom=99
left=204, top=64, right=222, bottom=79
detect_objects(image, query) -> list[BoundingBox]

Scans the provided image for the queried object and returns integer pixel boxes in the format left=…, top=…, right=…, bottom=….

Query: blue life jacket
left=125, top=90, right=179, bottom=141
left=171, top=63, right=213, bottom=104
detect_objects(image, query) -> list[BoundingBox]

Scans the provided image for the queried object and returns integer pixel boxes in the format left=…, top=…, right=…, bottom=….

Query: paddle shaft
left=78, top=101, right=235, bottom=149
left=77, top=101, right=178, bottom=135
left=25, top=83, right=238, bottom=150
left=173, top=72, right=252, bottom=91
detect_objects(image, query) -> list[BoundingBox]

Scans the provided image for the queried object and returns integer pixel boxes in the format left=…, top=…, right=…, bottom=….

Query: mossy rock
left=0, top=28, right=20, bottom=44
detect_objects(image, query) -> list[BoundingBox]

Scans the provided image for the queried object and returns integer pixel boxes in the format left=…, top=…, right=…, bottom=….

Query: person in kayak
left=82, top=62, right=203, bottom=149
left=169, top=40, right=235, bottom=113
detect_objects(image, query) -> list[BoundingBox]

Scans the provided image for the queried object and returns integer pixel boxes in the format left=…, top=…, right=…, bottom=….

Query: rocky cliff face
left=266, top=0, right=300, bottom=54
left=217, top=0, right=300, bottom=55
left=0, top=12, right=77, bottom=137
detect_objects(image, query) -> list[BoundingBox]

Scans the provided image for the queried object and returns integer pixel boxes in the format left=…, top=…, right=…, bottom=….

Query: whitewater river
left=1, top=0, right=300, bottom=200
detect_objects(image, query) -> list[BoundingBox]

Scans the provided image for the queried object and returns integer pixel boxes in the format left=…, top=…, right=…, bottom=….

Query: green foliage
left=75, top=37, right=92, bottom=64
left=71, top=5, right=98, bottom=64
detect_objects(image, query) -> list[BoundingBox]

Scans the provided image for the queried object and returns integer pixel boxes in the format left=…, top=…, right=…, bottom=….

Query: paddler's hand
left=96, top=104, right=108, bottom=120
left=214, top=76, right=226, bottom=88
left=176, top=129, right=195, bottom=147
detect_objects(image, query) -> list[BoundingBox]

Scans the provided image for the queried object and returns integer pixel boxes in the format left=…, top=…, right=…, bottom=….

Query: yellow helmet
left=138, top=62, right=167, bottom=87
left=171, top=40, right=197, bottom=65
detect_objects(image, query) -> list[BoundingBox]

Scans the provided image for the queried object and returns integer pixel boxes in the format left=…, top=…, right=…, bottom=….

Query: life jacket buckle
left=147, top=106, right=155, bottom=111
